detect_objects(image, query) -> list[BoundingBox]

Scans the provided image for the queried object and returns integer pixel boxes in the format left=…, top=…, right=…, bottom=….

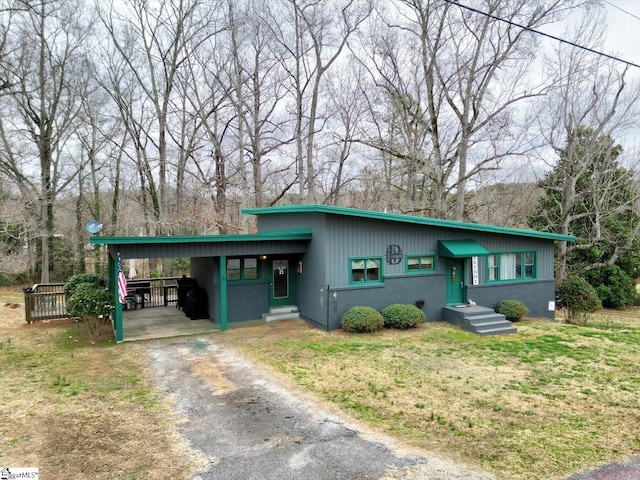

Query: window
left=406, top=255, right=435, bottom=273
left=227, top=257, right=260, bottom=281
left=350, top=257, right=382, bottom=284
left=487, top=252, right=535, bottom=282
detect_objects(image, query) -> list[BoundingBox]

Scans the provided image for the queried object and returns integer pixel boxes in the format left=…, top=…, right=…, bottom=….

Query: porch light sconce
left=260, top=255, right=268, bottom=260
left=297, top=261, right=303, bottom=274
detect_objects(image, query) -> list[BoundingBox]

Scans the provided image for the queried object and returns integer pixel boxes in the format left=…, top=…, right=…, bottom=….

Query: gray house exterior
left=92, top=204, right=574, bottom=341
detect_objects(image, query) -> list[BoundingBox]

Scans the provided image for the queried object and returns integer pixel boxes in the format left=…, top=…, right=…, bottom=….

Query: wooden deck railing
left=23, top=277, right=182, bottom=323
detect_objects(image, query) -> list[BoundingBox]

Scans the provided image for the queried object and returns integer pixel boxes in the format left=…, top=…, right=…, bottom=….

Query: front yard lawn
left=221, top=311, right=640, bottom=480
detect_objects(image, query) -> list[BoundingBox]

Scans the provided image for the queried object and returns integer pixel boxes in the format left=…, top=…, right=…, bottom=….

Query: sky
left=602, top=0, right=640, bottom=68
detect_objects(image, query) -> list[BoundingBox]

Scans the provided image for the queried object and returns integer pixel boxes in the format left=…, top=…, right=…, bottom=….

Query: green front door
left=270, top=259, right=291, bottom=307
left=446, top=259, right=465, bottom=305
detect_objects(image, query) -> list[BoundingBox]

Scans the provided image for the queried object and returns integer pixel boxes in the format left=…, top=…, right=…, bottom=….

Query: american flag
left=117, top=256, right=128, bottom=304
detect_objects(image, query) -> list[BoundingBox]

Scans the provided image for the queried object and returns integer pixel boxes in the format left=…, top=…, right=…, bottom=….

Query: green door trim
left=446, top=259, right=465, bottom=305
left=270, top=259, right=292, bottom=307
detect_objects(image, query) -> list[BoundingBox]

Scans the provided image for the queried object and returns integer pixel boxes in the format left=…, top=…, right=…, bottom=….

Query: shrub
left=556, top=275, right=602, bottom=325
left=381, top=304, right=426, bottom=329
left=341, top=306, right=384, bottom=333
left=64, top=273, right=107, bottom=299
left=67, top=282, right=114, bottom=341
left=583, top=265, right=637, bottom=308
left=496, top=300, right=529, bottom=322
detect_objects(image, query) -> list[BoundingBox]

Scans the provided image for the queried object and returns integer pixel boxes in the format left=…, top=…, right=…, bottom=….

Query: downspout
left=326, top=284, right=330, bottom=332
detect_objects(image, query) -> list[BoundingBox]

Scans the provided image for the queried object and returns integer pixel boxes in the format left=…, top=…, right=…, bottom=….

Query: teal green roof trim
left=243, top=204, right=576, bottom=242
left=89, top=228, right=312, bottom=246
left=438, top=240, right=490, bottom=258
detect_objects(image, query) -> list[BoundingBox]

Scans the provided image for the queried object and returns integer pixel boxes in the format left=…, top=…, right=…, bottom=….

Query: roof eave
left=243, top=204, right=576, bottom=242
left=89, top=228, right=312, bottom=246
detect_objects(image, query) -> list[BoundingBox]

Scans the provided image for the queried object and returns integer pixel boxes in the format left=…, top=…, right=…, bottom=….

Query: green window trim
left=486, top=251, right=536, bottom=283
left=405, top=254, right=436, bottom=274
left=227, top=257, right=260, bottom=281
left=349, top=257, right=383, bottom=285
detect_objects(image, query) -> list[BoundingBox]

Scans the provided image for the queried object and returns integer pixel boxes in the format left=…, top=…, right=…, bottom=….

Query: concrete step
left=268, top=305, right=299, bottom=314
left=475, top=325, right=518, bottom=336
left=263, top=305, right=300, bottom=322
left=442, top=305, right=517, bottom=335
left=463, top=313, right=507, bottom=326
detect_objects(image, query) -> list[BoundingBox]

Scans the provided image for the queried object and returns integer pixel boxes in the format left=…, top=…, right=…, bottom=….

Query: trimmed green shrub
left=67, top=282, right=114, bottom=319
left=556, top=275, right=602, bottom=325
left=64, top=273, right=107, bottom=299
left=67, top=282, right=114, bottom=341
left=496, top=300, right=529, bottom=322
left=583, top=265, right=638, bottom=308
left=381, top=304, right=426, bottom=329
left=341, top=306, right=384, bottom=333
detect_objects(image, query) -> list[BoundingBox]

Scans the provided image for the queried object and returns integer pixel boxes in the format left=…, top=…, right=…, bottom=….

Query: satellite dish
left=85, top=220, right=103, bottom=235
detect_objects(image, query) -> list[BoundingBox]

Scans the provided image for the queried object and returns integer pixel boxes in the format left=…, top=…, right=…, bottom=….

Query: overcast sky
left=603, top=0, right=640, bottom=68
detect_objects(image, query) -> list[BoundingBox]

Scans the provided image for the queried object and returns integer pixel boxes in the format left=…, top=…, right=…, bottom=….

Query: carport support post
left=109, top=252, right=124, bottom=342
left=219, top=255, right=228, bottom=331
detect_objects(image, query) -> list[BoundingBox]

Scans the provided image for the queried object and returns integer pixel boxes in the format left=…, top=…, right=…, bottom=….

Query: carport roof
left=89, top=228, right=312, bottom=246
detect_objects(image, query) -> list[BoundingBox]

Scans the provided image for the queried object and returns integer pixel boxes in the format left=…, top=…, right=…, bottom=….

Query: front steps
left=262, top=305, right=301, bottom=322
left=442, top=305, right=517, bottom=336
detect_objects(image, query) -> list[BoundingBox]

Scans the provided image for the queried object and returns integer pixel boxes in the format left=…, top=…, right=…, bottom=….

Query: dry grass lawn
left=0, top=288, right=200, bottom=479
left=2, top=285, right=639, bottom=479
left=218, top=310, right=640, bottom=480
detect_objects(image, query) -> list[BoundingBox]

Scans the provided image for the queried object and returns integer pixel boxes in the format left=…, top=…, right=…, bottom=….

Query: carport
left=90, top=229, right=311, bottom=342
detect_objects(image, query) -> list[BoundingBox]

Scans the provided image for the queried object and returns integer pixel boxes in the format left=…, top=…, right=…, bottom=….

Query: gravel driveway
left=145, top=336, right=497, bottom=480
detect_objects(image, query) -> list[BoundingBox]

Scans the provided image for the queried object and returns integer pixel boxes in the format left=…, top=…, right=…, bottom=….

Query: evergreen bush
left=496, top=300, right=529, bottom=322
left=556, top=275, right=602, bottom=325
left=381, top=304, right=426, bottom=329
left=583, top=265, right=638, bottom=308
left=67, top=282, right=114, bottom=341
left=64, top=273, right=107, bottom=299
left=341, top=306, right=384, bottom=333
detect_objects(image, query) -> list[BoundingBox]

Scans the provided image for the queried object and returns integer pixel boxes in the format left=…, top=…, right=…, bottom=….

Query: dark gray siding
left=467, top=279, right=556, bottom=319
left=257, top=212, right=560, bottom=328
left=227, top=281, right=269, bottom=322
left=115, top=239, right=308, bottom=260
left=257, top=213, right=331, bottom=328
left=323, top=276, right=447, bottom=330
left=212, top=256, right=271, bottom=323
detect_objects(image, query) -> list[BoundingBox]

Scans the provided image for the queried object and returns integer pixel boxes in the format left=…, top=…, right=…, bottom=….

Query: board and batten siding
left=255, top=210, right=561, bottom=326
left=255, top=213, right=332, bottom=326
left=112, top=239, right=308, bottom=260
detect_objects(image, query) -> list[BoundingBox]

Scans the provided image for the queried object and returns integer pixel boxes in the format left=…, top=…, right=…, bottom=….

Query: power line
left=602, top=0, right=640, bottom=23
left=443, top=0, right=640, bottom=69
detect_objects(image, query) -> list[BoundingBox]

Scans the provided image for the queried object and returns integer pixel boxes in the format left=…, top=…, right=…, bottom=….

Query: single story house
left=91, top=204, right=575, bottom=341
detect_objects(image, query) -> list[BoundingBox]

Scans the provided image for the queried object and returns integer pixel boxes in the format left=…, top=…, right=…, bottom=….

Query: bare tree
left=357, top=0, right=574, bottom=219
left=267, top=0, right=372, bottom=203
left=97, top=0, right=217, bottom=234
left=531, top=11, right=640, bottom=281
left=0, top=0, right=90, bottom=282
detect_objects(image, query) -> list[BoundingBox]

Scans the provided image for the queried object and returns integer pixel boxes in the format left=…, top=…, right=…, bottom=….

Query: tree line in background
left=0, top=0, right=639, bottom=303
